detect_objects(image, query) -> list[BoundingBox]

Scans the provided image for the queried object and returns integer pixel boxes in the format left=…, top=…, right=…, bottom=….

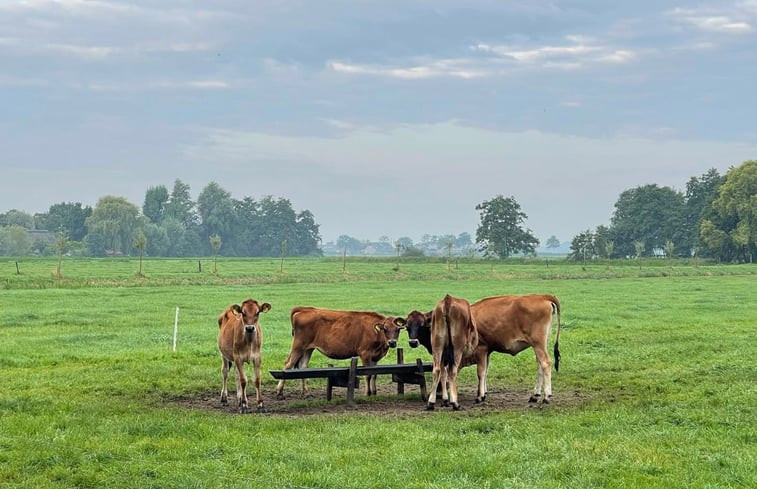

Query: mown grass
left=1, top=258, right=755, bottom=488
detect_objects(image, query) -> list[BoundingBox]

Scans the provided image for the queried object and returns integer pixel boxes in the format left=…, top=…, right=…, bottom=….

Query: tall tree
left=684, top=168, right=724, bottom=256
left=143, top=185, right=169, bottom=223
left=36, top=202, right=92, bottom=241
left=608, top=184, right=686, bottom=258
left=85, top=196, right=140, bottom=255
left=475, top=195, right=539, bottom=258
left=545, top=235, right=561, bottom=249
left=197, top=182, right=237, bottom=255
left=569, top=229, right=595, bottom=263
left=701, top=160, right=757, bottom=262
left=164, top=179, right=197, bottom=228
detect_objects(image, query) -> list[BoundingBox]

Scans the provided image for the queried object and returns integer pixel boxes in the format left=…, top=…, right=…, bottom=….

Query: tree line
left=1, top=160, right=754, bottom=263
left=0, top=179, right=321, bottom=258
left=566, top=160, right=756, bottom=263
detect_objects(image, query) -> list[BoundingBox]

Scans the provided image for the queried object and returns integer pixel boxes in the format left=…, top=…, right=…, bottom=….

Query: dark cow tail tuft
left=553, top=341, right=561, bottom=372
left=443, top=294, right=454, bottom=367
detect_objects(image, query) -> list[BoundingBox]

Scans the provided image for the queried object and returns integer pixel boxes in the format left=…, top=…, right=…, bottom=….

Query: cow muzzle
left=408, top=339, right=419, bottom=348
left=388, top=339, right=397, bottom=348
left=244, top=325, right=256, bottom=334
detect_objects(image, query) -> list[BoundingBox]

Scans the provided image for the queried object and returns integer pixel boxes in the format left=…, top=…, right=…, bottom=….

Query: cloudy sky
left=2, top=1, right=756, bottom=245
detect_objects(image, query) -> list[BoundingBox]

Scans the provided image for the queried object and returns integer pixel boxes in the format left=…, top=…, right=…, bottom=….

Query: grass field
left=1, top=257, right=755, bottom=488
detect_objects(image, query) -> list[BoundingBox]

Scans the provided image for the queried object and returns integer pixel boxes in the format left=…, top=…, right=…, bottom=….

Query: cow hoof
left=275, top=393, right=285, bottom=401
left=238, top=405, right=251, bottom=414
left=528, top=395, right=540, bottom=403
left=221, top=398, right=228, bottom=406
left=425, top=402, right=435, bottom=411
left=442, top=399, right=450, bottom=408
left=542, top=397, right=551, bottom=405
left=257, top=405, right=267, bottom=413
left=452, top=403, right=463, bottom=411
left=474, top=396, right=486, bottom=404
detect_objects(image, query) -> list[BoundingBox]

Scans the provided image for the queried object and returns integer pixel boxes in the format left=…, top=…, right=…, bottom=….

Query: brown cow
left=275, top=307, right=406, bottom=399
left=406, top=294, right=562, bottom=405
left=217, top=299, right=271, bottom=413
left=426, top=294, right=478, bottom=411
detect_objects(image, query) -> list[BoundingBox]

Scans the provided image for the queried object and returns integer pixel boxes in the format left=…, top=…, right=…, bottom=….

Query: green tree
left=546, top=235, right=561, bottom=249
left=54, top=233, right=68, bottom=278
left=684, top=169, right=724, bottom=256
left=210, top=234, right=221, bottom=274
left=701, top=160, right=757, bottom=262
left=608, top=184, right=685, bottom=258
left=634, top=240, right=645, bottom=269
left=164, top=179, right=197, bottom=228
left=593, top=226, right=610, bottom=258
left=197, top=182, right=237, bottom=255
left=0, top=209, right=34, bottom=229
left=143, top=185, right=169, bottom=223
left=133, top=230, right=147, bottom=276
left=569, top=229, right=594, bottom=264
left=475, top=195, right=539, bottom=258
left=85, top=196, right=140, bottom=255
left=35, top=202, right=91, bottom=241
left=0, top=225, right=32, bottom=256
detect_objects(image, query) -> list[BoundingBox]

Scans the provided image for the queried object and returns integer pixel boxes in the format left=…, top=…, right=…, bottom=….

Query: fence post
left=173, top=307, right=180, bottom=352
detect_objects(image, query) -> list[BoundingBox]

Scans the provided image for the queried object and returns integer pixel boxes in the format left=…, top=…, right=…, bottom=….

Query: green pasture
left=0, top=258, right=755, bottom=488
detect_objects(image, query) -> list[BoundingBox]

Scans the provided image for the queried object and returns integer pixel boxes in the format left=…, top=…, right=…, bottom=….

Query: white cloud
left=328, top=59, right=486, bottom=79
left=670, top=8, right=753, bottom=33
left=473, top=37, right=637, bottom=69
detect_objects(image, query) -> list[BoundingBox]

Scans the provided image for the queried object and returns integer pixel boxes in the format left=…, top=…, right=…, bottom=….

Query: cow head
left=404, top=310, right=432, bottom=353
left=238, top=299, right=272, bottom=334
left=374, top=317, right=406, bottom=348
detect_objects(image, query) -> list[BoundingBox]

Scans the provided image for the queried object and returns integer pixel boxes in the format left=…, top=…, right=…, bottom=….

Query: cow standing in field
left=217, top=299, right=271, bottom=413
left=407, top=294, right=562, bottom=405
left=426, top=294, right=478, bottom=411
left=275, top=307, right=406, bottom=399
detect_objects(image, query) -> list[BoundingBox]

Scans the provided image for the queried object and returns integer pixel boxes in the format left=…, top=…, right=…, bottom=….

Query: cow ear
left=231, top=304, right=242, bottom=314
left=260, top=303, right=271, bottom=313
left=394, top=317, right=406, bottom=328
left=374, top=323, right=382, bottom=333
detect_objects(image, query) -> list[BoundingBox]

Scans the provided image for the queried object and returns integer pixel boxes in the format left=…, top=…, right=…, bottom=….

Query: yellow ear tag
left=374, top=324, right=381, bottom=333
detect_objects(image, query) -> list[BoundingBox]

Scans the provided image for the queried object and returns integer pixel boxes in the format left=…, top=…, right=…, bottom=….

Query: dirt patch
left=171, top=381, right=592, bottom=417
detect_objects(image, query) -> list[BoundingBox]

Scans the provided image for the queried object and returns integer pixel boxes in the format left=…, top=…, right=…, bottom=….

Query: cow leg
left=474, top=352, right=489, bottom=403
left=530, top=346, right=552, bottom=404
left=275, top=346, right=309, bottom=400
left=253, top=355, right=265, bottom=413
left=298, top=349, right=315, bottom=397
left=235, top=359, right=250, bottom=413
left=361, top=358, right=377, bottom=396
left=448, top=350, right=465, bottom=410
left=440, top=367, right=449, bottom=407
left=220, top=358, right=231, bottom=406
left=426, top=350, right=445, bottom=410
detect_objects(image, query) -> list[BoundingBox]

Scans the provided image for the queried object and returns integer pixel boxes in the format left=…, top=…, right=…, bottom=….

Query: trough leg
left=346, top=357, right=358, bottom=407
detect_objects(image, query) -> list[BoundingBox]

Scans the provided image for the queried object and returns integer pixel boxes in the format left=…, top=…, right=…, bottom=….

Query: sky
left=1, top=1, right=756, bottom=246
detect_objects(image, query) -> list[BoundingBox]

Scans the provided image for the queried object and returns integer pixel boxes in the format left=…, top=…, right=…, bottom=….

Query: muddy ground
left=172, top=380, right=592, bottom=417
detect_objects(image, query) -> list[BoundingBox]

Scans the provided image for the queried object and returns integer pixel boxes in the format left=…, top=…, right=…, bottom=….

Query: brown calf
left=217, top=299, right=271, bottom=413
left=275, top=307, right=406, bottom=399
left=426, top=294, right=478, bottom=411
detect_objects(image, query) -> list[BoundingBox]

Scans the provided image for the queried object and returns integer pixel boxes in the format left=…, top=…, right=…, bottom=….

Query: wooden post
left=396, top=348, right=405, bottom=395
left=347, top=357, right=358, bottom=407
left=15, top=261, right=20, bottom=275
left=326, top=363, right=334, bottom=401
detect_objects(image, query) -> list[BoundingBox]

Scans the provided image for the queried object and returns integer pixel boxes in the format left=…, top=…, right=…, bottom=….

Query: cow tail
left=552, top=299, right=562, bottom=372
left=443, top=294, right=454, bottom=368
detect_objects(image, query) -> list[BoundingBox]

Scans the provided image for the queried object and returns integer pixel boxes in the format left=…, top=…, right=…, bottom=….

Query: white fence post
left=173, top=307, right=180, bottom=352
